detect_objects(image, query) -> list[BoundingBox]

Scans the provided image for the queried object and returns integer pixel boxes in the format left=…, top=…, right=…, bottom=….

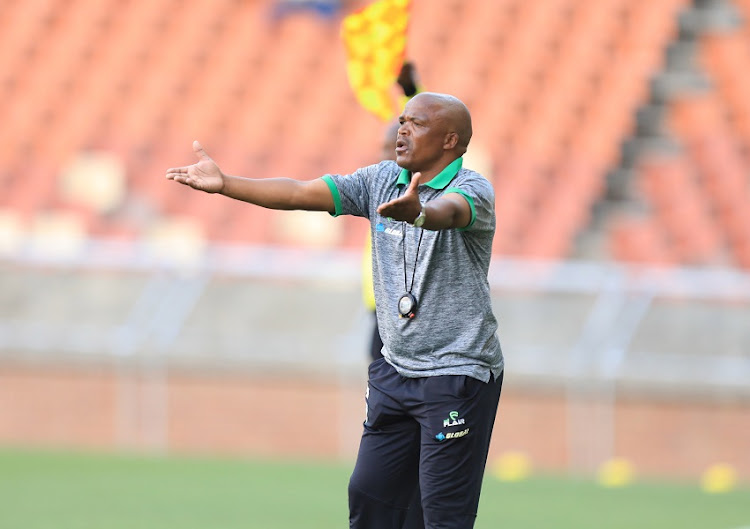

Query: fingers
left=407, top=171, right=421, bottom=194
left=165, top=167, right=186, bottom=177
left=193, top=140, right=211, bottom=161
left=165, top=166, right=197, bottom=191
left=165, top=172, right=191, bottom=186
left=376, top=172, right=421, bottom=217
left=165, top=167, right=192, bottom=183
left=165, top=141, right=207, bottom=182
left=376, top=194, right=401, bottom=215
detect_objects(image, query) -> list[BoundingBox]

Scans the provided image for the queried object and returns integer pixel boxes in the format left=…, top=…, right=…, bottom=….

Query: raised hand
left=377, top=171, right=422, bottom=223
left=165, top=141, right=225, bottom=193
left=397, top=61, right=419, bottom=97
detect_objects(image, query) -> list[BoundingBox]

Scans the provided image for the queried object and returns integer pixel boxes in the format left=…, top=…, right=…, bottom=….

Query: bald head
left=410, top=92, right=473, bottom=155
left=396, top=92, right=475, bottom=176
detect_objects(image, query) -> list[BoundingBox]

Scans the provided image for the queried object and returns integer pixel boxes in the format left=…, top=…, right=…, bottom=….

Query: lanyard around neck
left=402, top=223, right=424, bottom=295
left=396, top=184, right=424, bottom=296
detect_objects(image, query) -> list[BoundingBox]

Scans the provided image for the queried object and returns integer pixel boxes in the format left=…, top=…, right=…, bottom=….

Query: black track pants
left=349, top=358, right=503, bottom=529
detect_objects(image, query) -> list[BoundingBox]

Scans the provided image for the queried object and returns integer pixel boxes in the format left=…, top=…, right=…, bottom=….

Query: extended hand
left=377, top=172, right=422, bottom=222
left=165, top=141, right=225, bottom=193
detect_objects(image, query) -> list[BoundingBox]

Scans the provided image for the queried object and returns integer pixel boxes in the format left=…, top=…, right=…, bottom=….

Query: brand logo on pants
left=435, top=428, right=470, bottom=442
left=443, top=410, right=466, bottom=428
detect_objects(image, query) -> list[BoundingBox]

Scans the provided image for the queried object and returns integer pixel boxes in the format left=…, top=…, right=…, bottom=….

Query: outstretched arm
left=376, top=172, right=472, bottom=230
left=165, top=141, right=335, bottom=212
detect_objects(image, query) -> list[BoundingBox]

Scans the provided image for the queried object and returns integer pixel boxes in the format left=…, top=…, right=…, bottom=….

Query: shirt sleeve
left=443, top=172, right=495, bottom=233
left=320, top=164, right=378, bottom=219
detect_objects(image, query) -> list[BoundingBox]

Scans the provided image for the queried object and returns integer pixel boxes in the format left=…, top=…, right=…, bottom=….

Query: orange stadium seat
left=609, top=216, right=675, bottom=265
left=0, top=0, right=50, bottom=96
left=700, top=31, right=750, bottom=154
left=638, top=155, right=723, bottom=264
left=667, top=92, right=750, bottom=267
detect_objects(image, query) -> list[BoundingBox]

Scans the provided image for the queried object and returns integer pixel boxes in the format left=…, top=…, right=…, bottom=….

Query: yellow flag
left=341, top=0, right=410, bottom=121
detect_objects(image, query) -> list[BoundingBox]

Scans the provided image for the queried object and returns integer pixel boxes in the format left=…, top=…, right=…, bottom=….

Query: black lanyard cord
left=395, top=184, right=424, bottom=295
left=402, top=224, right=424, bottom=294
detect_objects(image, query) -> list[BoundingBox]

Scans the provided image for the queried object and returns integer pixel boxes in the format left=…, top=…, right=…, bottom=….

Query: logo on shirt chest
left=376, top=222, right=402, bottom=237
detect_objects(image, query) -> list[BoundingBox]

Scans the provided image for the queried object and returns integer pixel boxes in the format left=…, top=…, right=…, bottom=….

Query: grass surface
left=0, top=448, right=747, bottom=529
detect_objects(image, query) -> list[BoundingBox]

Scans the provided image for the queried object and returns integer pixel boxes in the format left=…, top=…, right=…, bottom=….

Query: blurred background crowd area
left=0, top=0, right=749, bottom=268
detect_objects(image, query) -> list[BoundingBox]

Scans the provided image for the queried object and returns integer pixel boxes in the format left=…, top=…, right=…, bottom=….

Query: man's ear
left=443, top=132, right=459, bottom=150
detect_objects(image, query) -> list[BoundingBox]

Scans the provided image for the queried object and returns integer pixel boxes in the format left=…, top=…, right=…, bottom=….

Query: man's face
left=395, top=96, right=447, bottom=171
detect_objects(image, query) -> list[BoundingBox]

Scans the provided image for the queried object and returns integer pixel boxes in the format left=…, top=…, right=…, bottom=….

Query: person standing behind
left=364, top=61, right=422, bottom=363
left=166, top=91, right=504, bottom=529
left=364, top=120, right=403, bottom=361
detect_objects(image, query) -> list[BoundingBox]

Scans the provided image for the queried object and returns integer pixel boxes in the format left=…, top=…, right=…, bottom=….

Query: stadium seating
left=609, top=3, right=750, bottom=270
left=1, top=0, right=749, bottom=269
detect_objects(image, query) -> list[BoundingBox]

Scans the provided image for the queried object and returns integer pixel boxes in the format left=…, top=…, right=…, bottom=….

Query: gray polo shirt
left=322, top=157, right=503, bottom=382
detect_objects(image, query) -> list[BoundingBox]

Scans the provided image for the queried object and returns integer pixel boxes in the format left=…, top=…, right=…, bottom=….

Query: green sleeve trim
left=444, top=187, right=475, bottom=230
left=321, top=175, right=342, bottom=217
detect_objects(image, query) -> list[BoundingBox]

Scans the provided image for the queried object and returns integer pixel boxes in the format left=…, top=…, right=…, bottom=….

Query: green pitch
left=0, top=448, right=747, bottom=529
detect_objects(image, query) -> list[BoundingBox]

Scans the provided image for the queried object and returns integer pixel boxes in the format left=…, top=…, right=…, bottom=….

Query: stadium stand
left=0, top=0, right=747, bottom=266
left=603, top=0, right=750, bottom=269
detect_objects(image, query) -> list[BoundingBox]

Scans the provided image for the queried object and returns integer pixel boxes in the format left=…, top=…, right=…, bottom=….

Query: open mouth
left=395, top=139, right=408, bottom=154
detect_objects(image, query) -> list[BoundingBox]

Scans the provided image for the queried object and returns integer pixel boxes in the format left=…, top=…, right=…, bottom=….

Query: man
left=166, top=92, right=504, bottom=529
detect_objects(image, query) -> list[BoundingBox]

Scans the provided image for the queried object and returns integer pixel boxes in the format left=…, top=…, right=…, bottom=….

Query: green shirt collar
left=396, top=157, right=463, bottom=190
